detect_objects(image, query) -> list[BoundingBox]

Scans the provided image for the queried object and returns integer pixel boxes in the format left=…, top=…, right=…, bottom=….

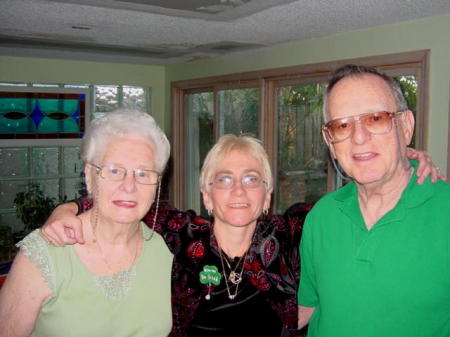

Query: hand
left=406, top=148, right=446, bottom=184
left=40, top=202, right=85, bottom=246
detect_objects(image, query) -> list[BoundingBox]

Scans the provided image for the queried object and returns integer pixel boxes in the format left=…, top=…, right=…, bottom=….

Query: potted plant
left=0, top=225, right=16, bottom=263
left=13, top=183, right=57, bottom=233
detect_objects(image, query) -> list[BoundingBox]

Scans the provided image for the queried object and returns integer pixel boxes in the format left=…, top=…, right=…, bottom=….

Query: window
left=184, top=86, right=260, bottom=213
left=275, top=82, right=328, bottom=213
left=0, top=82, right=151, bottom=231
left=171, top=50, right=429, bottom=214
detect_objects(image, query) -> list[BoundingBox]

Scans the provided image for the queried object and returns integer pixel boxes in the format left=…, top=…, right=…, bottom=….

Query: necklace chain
left=90, top=207, right=140, bottom=274
left=218, top=246, right=249, bottom=300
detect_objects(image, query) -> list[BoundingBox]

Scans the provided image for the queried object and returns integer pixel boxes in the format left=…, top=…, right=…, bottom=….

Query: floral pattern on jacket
left=79, top=198, right=309, bottom=337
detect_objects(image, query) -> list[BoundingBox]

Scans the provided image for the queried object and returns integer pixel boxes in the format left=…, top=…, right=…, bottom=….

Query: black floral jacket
left=80, top=199, right=309, bottom=337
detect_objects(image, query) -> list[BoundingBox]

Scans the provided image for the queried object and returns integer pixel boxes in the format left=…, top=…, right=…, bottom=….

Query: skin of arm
left=298, top=305, right=315, bottom=330
left=0, top=251, right=52, bottom=337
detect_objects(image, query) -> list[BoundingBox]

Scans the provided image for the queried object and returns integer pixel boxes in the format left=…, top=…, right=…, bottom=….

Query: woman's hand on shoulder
left=40, top=202, right=84, bottom=246
left=406, top=147, right=445, bottom=184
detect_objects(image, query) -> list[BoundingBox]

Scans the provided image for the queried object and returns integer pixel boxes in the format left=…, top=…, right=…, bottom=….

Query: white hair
left=81, top=109, right=170, bottom=172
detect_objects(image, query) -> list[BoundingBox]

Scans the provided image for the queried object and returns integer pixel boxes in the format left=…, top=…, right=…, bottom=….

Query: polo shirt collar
left=333, top=160, right=434, bottom=229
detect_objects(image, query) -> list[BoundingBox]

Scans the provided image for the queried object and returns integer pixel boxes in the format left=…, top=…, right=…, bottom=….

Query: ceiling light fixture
left=71, top=25, right=92, bottom=30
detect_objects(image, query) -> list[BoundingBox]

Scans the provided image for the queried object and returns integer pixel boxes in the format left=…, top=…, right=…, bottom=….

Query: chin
left=227, top=218, right=258, bottom=228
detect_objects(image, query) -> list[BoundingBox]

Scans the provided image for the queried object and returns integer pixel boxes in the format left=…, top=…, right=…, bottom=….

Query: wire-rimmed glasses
left=91, top=164, right=161, bottom=185
left=322, top=111, right=404, bottom=144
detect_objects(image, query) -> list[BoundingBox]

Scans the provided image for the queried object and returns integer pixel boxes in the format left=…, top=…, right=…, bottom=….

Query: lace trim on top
left=94, top=265, right=137, bottom=300
left=16, top=229, right=55, bottom=292
left=93, top=223, right=155, bottom=300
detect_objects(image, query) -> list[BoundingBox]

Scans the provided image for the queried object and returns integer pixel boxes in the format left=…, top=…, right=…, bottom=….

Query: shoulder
left=430, top=179, right=450, bottom=196
left=13, top=230, right=56, bottom=294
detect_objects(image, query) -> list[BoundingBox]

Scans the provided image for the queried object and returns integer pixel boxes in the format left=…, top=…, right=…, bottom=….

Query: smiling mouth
left=228, top=203, right=249, bottom=208
left=113, top=200, right=137, bottom=208
left=353, top=152, right=376, bottom=160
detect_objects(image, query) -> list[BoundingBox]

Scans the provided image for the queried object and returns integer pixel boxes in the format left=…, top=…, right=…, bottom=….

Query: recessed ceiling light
left=71, top=25, right=92, bottom=30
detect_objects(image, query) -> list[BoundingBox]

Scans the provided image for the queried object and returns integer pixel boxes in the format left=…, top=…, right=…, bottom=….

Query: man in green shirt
left=297, top=64, right=450, bottom=337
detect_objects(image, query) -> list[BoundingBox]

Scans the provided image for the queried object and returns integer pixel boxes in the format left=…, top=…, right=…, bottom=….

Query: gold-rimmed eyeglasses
left=209, top=174, right=267, bottom=190
left=91, top=164, right=161, bottom=185
left=322, top=111, right=404, bottom=144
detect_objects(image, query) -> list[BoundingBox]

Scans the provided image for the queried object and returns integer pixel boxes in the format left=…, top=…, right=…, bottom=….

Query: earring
left=207, top=209, right=213, bottom=216
left=263, top=209, right=268, bottom=216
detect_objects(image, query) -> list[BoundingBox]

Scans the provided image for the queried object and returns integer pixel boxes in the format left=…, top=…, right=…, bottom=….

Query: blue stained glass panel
left=0, top=91, right=86, bottom=138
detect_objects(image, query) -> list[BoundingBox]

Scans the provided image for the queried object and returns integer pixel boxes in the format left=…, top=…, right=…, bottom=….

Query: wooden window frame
left=171, top=50, right=430, bottom=210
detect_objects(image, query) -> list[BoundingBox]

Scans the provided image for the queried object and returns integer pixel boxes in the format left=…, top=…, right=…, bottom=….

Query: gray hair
left=323, top=64, right=408, bottom=122
left=199, top=134, right=273, bottom=193
left=81, top=109, right=170, bottom=172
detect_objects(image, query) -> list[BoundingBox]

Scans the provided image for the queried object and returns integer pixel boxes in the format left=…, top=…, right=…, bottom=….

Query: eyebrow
left=214, top=169, right=261, bottom=176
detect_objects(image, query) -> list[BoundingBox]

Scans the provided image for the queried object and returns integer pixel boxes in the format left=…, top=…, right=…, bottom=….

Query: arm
left=40, top=201, right=84, bottom=245
left=0, top=251, right=52, bottom=337
left=298, top=305, right=315, bottom=329
left=406, top=148, right=445, bottom=184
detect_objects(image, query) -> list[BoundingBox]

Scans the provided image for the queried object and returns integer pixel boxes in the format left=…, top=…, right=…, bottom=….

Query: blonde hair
left=199, top=134, right=273, bottom=192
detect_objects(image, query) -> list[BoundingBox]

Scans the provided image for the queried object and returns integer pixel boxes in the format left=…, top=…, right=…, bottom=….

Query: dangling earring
left=149, top=178, right=162, bottom=241
left=263, top=209, right=268, bottom=217
left=207, top=209, right=213, bottom=216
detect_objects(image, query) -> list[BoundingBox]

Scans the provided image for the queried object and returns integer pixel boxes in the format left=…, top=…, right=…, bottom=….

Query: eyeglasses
left=209, top=174, right=267, bottom=190
left=91, top=164, right=161, bottom=185
left=322, top=111, right=404, bottom=144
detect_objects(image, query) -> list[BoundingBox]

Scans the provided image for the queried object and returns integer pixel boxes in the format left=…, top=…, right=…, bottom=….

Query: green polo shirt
left=298, top=166, right=450, bottom=337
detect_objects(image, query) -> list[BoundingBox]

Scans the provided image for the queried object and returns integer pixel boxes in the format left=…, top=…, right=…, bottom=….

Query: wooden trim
left=170, top=84, right=186, bottom=209
left=172, top=50, right=429, bottom=88
left=171, top=50, right=430, bottom=211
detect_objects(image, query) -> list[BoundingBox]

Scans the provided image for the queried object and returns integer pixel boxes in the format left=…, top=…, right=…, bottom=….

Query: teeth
left=117, top=201, right=135, bottom=205
left=229, top=203, right=248, bottom=207
left=354, top=153, right=372, bottom=158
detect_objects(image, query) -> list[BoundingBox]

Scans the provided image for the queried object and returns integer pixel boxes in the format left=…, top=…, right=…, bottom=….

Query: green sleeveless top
left=18, top=223, right=173, bottom=337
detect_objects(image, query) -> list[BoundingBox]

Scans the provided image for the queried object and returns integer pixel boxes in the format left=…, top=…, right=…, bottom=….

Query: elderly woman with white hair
left=0, top=109, right=173, bottom=337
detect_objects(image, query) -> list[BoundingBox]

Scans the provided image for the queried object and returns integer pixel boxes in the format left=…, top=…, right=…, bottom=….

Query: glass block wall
left=0, top=146, right=84, bottom=231
left=0, top=83, right=151, bottom=232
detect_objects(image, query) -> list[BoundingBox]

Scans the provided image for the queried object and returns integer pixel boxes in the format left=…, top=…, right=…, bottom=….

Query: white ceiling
left=1, top=0, right=450, bottom=66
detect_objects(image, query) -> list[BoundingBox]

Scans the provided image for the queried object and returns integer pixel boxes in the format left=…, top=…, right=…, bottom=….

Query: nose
left=230, top=180, right=245, bottom=195
left=120, top=171, right=138, bottom=193
left=351, top=119, right=371, bottom=145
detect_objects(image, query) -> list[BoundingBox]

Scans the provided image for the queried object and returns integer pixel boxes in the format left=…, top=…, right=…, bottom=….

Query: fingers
left=67, top=222, right=85, bottom=245
left=433, top=166, right=446, bottom=182
left=40, top=219, right=84, bottom=246
left=405, top=147, right=418, bottom=159
left=38, top=228, right=53, bottom=245
left=414, top=152, right=431, bottom=185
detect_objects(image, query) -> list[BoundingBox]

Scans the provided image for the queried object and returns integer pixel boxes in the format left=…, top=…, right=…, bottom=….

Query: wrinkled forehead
left=327, top=74, right=397, bottom=120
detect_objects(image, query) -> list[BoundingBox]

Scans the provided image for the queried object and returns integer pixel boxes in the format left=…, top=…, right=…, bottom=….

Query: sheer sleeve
left=16, top=229, right=55, bottom=292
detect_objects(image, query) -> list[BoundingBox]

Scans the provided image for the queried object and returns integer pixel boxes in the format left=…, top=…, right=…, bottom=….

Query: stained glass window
left=0, top=91, right=86, bottom=138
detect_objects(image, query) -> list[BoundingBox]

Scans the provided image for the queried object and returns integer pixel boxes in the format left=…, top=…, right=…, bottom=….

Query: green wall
left=1, top=14, right=449, bottom=172
left=0, top=56, right=167, bottom=129
left=166, top=14, right=450, bottom=173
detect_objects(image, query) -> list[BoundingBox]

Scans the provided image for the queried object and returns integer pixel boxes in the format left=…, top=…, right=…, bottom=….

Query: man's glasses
left=91, top=164, right=161, bottom=185
left=209, top=174, right=267, bottom=190
left=322, top=111, right=404, bottom=144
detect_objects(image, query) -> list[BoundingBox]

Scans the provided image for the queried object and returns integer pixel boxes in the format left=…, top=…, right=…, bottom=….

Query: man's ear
left=401, top=110, right=415, bottom=146
left=322, top=129, right=337, bottom=159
